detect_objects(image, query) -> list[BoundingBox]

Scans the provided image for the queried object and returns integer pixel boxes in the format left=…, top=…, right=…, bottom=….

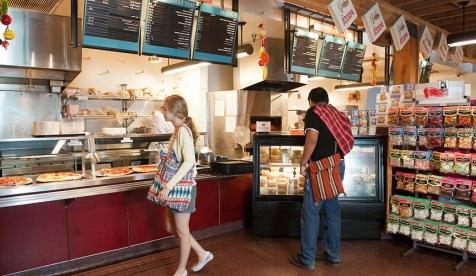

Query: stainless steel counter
left=0, top=169, right=246, bottom=208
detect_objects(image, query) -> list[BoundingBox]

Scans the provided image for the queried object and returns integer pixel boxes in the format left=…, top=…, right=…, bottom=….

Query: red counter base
left=0, top=174, right=252, bottom=275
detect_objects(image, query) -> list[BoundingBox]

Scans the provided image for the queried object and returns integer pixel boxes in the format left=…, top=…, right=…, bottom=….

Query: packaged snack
left=377, top=92, right=389, bottom=103
left=443, top=202, right=456, bottom=223
left=415, top=174, right=429, bottom=194
left=414, top=151, right=431, bottom=171
left=458, top=106, right=473, bottom=126
left=431, top=152, right=442, bottom=171
left=424, top=221, right=439, bottom=245
left=473, top=183, right=476, bottom=204
left=401, top=150, right=415, bottom=169
left=428, top=128, right=444, bottom=148
left=443, top=106, right=458, bottom=127
left=359, top=110, right=369, bottom=118
left=455, top=179, right=472, bottom=201
left=454, top=153, right=471, bottom=176
left=388, top=107, right=399, bottom=125
left=415, top=106, right=429, bottom=126
left=440, top=152, right=455, bottom=174
left=399, top=105, right=415, bottom=126
left=390, top=149, right=402, bottom=167
left=440, top=177, right=456, bottom=198
left=452, top=227, right=469, bottom=251
left=376, top=115, right=388, bottom=126
left=387, top=214, right=400, bottom=234
left=444, top=127, right=458, bottom=148
left=438, top=224, right=454, bottom=246
left=456, top=206, right=471, bottom=227
left=399, top=217, right=412, bottom=236
left=430, top=200, right=444, bottom=221
left=403, top=173, right=416, bottom=193
left=472, top=155, right=476, bottom=177
left=403, top=89, right=415, bottom=102
left=390, top=195, right=401, bottom=214
left=457, top=128, right=473, bottom=149
left=411, top=219, right=425, bottom=241
left=472, top=208, right=476, bottom=229
left=389, top=127, right=403, bottom=146
left=428, top=107, right=443, bottom=127
left=428, top=175, right=442, bottom=195
left=413, top=198, right=430, bottom=219
left=395, top=172, right=405, bottom=190
left=467, top=230, right=476, bottom=255
left=399, top=197, right=413, bottom=218
left=403, top=126, right=417, bottom=146
left=418, top=128, right=429, bottom=148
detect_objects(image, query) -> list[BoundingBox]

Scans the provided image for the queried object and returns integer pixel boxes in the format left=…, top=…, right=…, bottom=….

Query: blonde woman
left=148, top=95, right=213, bottom=276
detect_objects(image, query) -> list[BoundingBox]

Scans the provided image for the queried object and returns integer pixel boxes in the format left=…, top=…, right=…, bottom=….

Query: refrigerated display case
left=251, top=133, right=386, bottom=239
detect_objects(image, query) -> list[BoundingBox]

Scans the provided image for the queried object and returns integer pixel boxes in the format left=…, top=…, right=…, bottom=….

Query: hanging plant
left=0, top=0, right=15, bottom=50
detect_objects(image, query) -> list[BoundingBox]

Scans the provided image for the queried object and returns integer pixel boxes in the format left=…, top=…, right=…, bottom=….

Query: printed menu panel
left=142, top=0, right=196, bottom=59
left=340, top=41, right=366, bottom=81
left=83, top=0, right=142, bottom=53
left=289, top=29, right=321, bottom=76
left=317, top=35, right=346, bottom=79
left=192, top=4, right=239, bottom=64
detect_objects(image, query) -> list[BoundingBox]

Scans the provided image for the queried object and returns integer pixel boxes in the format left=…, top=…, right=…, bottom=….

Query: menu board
left=289, top=29, right=321, bottom=75
left=192, top=4, right=239, bottom=65
left=142, top=0, right=196, bottom=59
left=340, top=41, right=366, bottom=81
left=83, top=0, right=142, bottom=53
left=317, top=36, right=346, bottom=79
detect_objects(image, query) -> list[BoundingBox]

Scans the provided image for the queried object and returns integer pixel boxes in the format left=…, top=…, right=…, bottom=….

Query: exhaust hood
left=238, top=38, right=305, bottom=92
left=0, top=9, right=81, bottom=87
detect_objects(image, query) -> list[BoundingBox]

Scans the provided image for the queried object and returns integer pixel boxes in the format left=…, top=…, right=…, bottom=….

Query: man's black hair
left=308, top=87, right=329, bottom=104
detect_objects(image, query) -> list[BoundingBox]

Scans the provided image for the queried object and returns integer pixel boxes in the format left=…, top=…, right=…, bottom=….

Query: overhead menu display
left=192, top=4, right=239, bottom=65
left=83, top=0, right=142, bottom=53
left=142, top=0, right=196, bottom=59
left=317, top=35, right=346, bottom=79
left=340, top=41, right=366, bottom=81
left=289, top=29, right=321, bottom=76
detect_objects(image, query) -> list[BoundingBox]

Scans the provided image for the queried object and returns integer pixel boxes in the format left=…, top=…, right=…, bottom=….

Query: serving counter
left=0, top=135, right=252, bottom=275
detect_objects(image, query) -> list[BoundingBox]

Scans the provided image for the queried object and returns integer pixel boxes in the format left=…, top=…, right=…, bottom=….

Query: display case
left=251, top=133, right=386, bottom=239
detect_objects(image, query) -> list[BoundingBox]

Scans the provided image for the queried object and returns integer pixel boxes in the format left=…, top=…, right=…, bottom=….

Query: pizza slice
left=132, top=164, right=158, bottom=173
left=0, top=176, right=33, bottom=186
left=96, top=167, right=133, bottom=177
left=36, top=172, right=82, bottom=183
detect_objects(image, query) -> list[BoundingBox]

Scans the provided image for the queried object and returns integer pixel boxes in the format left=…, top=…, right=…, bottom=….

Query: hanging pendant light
left=448, top=1, right=476, bottom=47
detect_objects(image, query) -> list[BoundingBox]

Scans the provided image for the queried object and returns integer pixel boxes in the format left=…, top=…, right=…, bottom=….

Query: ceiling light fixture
left=448, top=1, right=476, bottom=47
left=148, top=56, right=163, bottom=64
left=334, top=82, right=385, bottom=92
left=236, top=43, right=254, bottom=58
left=161, top=61, right=210, bottom=75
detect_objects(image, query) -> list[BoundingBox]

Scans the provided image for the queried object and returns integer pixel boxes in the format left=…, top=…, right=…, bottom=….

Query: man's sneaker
left=316, top=252, right=341, bottom=268
left=289, top=253, right=315, bottom=271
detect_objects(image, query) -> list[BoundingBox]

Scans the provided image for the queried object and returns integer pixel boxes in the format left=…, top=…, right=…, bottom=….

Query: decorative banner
left=362, top=3, right=386, bottom=43
left=435, top=32, right=449, bottom=62
left=328, top=0, right=358, bottom=33
left=419, top=26, right=434, bottom=59
left=390, top=15, right=410, bottom=51
left=453, top=46, right=464, bottom=66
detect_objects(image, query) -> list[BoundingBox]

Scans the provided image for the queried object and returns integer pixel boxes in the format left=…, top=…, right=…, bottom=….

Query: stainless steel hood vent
left=8, top=0, right=62, bottom=14
left=240, top=38, right=305, bottom=92
left=0, top=9, right=81, bottom=87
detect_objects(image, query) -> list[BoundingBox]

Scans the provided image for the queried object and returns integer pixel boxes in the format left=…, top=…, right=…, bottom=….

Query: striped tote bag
left=308, top=153, right=345, bottom=202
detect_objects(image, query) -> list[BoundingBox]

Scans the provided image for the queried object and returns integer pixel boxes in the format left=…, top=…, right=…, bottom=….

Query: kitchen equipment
left=102, top=128, right=127, bottom=136
left=210, top=159, right=253, bottom=175
left=32, top=121, right=60, bottom=136
left=60, top=118, right=85, bottom=135
left=198, top=146, right=215, bottom=165
left=233, top=126, right=251, bottom=156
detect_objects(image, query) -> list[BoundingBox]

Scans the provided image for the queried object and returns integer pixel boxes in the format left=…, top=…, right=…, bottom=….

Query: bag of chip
left=440, top=177, right=456, bottom=199
left=440, top=152, right=455, bottom=174
left=443, top=202, right=456, bottom=223
left=414, top=151, right=432, bottom=171
left=454, top=179, right=472, bottom=201
left=418, top=127, right=429, bottom=148
left=431, top=151, right=442, bottom=171
left=428, top=107, right=443, bottom=127
left=467, top=229, right=476, bottom=254
left=430, top=200, right=444, bottom=221
left=411, top=219, right=425, bottom=241
left=403, top=173, right=416, bottom=193
left=390, top=195, right=401, bottom=214
left=399, top=197, right=413, bottom=219
left=424, top=221, right=439, bottom=245
left=395, top=172, right=405, bottom=190
left=415, top=174, right=429, bottom=194
left=413, top=198, right=430, bottom=219
left=400, top=105, right=415, bottom=126
left=428, top=175, right=442, bottom=196
left=401, top=150, right=415, bottom=169
left=457, top=128, right=473, bottom=149
left=456, top=205, right=471, bottom=228
left=458, top=106, right=473, bottom=126
left=388, top=107, right=400, bottom=125
left=387, top=213, right=400, bottom=234
left=403, top=126, right=417, bottom=146
left=452, top=227, right=469, bottom=251
left=415, top=106, right=429, bottom=126
left=438, top=224, right=454, bottom=246
left=443, top=106, right=458, bottom=127
left=454, top=153, right=471, bottom=176
left=428, top=128, right=444, bottom=148
left=399, top=217, right=412, bottom=237
left=389, top=127, right=403, bottom=146
left=390, top=149, right=402, bottom=167
left=444, top=127, right=458, bottom=148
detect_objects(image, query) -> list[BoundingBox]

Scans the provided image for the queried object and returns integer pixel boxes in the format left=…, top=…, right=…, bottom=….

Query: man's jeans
left=299, top=161, right=345, bottom=266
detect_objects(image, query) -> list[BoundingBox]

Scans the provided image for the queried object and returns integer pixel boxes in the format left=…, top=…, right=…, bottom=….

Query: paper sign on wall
left=328, top=0, right=358, bottom=33
left=362, top=3, right=386, bottom=43
left=435, top=32, right=449, bottom=62
left=419, top=26, right=434, bottom=59
left=453, top=46, right=464, bottom=66
left=390, top=15, right=410, bottom=51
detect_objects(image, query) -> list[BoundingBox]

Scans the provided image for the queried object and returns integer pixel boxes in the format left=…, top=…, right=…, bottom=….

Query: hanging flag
left=453, top=46, right=464, bottom=66
left=419, top=26, right=434, bottom=59
left=362, top=3, right=386, bottom=43
left=328, top=0, right=358, bottom=33
left=390, top=15, right=410, bottom=51
left=435, top=32, right=449, bottom=62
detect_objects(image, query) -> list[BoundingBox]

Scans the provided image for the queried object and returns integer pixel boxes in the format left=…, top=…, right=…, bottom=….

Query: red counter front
left=0, top=174, right=252, bottom=275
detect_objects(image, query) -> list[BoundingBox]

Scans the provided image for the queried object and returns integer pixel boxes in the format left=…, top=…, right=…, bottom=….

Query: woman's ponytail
left=184, top=116, right=199, bottom=145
